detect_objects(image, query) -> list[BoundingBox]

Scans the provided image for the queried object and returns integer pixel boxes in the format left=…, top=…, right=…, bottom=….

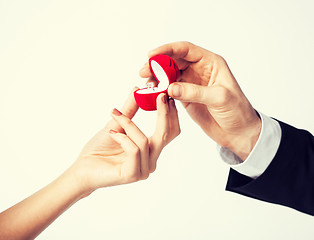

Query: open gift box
left=134, top=55, right=180, bottom=111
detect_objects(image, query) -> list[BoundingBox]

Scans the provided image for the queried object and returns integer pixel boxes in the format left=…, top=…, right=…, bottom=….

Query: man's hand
left=140, top=41, right=261, bottom=161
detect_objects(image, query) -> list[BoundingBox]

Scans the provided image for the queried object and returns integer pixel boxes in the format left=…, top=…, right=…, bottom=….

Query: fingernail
left=162, top=94, right=168, bottom=104
left=112, top=108, right=122, bottom=116
left=171, top=84, right=182, bottom=98
left=109, top=129, right=118, bottom=134
left=169, top=98, right=175, bottom=106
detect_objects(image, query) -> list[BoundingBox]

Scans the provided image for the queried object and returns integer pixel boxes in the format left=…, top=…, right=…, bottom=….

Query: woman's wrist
left=61, top=164, right=95, bottom=200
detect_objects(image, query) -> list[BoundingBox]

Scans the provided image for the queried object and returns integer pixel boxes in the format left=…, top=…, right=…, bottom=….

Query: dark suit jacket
left=226, top=120, right=314, bottom=215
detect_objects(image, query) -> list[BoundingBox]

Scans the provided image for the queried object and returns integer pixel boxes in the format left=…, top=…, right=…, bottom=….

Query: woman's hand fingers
left=108, top=130, right=141, bottom=183
left=111, top=109, right=150, bottom=180
left=149, top=93, right=180, bottom=172
left=152, top=93, right=169, bottom=146
left=109, top=92, right=181, bottom=179
left=105, top=87, right=139, bottom=132
left=152, top=95, right=180, bottom=147
left=147, top=93, right=169, bottom=172
left=168, top=98, right=181, bottom=143
left=120, top=87, right=139, bottom=119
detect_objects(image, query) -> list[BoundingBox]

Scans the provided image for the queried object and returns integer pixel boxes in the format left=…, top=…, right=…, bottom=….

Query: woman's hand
left=0, top=88, right=180, bottom=240
left=71, top=89, right=180, bottom=195
left=140, top=42, right=261, bottom=161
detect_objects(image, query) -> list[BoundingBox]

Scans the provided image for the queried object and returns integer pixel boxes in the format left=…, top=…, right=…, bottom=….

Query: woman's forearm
left=0, top=90, right=179, bottom=239
left=0, top=167, right=86, bottom=240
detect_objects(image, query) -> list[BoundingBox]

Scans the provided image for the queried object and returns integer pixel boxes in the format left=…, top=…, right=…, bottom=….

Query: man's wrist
left=218, top=112, right=282, bottom=179
left=228, top=114, right=262, bottom=161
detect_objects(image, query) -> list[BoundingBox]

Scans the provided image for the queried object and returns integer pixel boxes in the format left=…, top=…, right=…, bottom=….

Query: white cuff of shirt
left=217, top=112, right=282, bottom=179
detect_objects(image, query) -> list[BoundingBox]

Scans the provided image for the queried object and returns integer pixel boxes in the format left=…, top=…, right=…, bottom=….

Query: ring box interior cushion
left=134, top=55, right=180, bottom=111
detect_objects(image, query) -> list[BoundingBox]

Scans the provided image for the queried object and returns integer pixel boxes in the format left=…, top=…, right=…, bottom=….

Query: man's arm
left=218, top=112, right=282, bottom=179
left=142, top=41, right=314, bottom=215
left=226, top=120, right=314, bottom=215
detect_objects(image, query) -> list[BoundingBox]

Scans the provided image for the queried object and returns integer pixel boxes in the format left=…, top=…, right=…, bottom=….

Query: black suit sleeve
left=226, top=120, right=314, bottom=215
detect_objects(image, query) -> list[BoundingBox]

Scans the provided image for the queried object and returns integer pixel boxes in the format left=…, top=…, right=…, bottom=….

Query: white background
left=1, top=0, right=314, bottom=239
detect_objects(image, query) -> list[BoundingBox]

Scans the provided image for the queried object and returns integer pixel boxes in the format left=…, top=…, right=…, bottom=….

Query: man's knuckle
left=216, top=88, right=232, bottom=105
left=215, top=54, right=227, bottom=66
left=163, top=132, right=170, bottom=142
left=189, top=86, right=201, bottom=99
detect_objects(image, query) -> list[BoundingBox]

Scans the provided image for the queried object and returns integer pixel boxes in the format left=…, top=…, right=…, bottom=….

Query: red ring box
left=134, top=55, right=180, bottom=111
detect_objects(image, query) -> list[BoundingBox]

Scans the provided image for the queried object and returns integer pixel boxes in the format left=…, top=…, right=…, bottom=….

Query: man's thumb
left=168, top=82, right=211, bottom=105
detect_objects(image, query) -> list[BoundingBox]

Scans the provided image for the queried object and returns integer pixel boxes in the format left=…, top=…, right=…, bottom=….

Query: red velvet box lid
left=134, top=55, right=180, bottom=111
